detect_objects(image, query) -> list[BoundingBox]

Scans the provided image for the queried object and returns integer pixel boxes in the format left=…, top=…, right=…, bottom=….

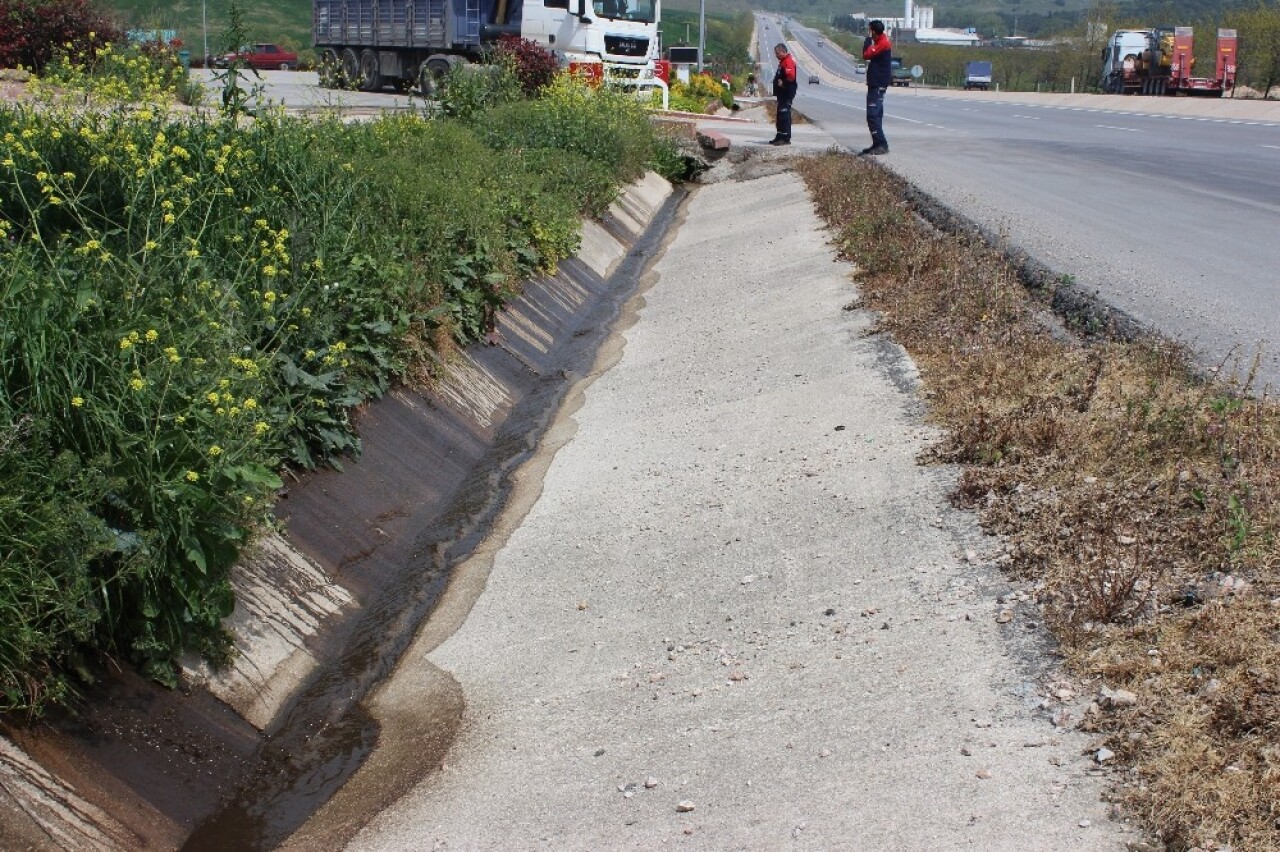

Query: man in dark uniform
left=770, top=43, right=797, bottom=146
left=861, top=20, right=892, bottom=155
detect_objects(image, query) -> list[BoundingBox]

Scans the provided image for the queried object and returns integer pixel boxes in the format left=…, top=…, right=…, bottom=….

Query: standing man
left=770, top=43, right=797, bottom=146
left=861, top=20, right=892, bottom=155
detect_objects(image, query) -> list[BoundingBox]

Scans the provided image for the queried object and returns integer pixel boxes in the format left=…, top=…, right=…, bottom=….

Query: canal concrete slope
left=316, top=168, right=1147, bottom=848
left=0, top=172, right=676, bottom=852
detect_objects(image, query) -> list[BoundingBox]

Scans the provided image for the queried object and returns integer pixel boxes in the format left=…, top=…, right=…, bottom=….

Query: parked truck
left=314, top=0, right=660, bottom=93
left=1100, top=27, right=1237, bottom=96
left=890, top=57, right=912, bottom=87
left=964, top=60, right=991, bottom=90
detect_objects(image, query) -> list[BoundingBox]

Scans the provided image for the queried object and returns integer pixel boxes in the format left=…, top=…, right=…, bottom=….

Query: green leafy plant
left=0, top=51, right=678, bottom=709
left=437, top=61, right=522, bottom=123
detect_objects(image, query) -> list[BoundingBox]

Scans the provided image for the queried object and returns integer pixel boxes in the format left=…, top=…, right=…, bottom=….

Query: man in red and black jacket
left=861, top=20, right=891, bottom=155
left=770, top=43, right=798, bottom=146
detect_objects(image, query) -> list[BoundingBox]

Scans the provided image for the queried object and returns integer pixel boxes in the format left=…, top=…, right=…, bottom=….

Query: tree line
left=831, top=0, right=1280, bottom=95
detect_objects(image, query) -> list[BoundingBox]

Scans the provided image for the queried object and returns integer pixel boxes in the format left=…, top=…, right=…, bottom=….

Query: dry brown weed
left=799, top=153, right=1280, bottom=850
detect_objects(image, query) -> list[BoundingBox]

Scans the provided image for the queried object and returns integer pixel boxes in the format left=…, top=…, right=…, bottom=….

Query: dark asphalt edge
left=893, top=176, right=1153, bottom=345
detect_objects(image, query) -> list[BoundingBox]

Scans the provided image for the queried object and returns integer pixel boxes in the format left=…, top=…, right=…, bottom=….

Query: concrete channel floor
left=323, top=165, right=1146, bottom=849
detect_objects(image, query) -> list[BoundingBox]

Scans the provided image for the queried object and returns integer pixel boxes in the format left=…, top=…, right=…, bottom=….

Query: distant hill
left=100, top=0, right=313, bottom=56
left=663, top=0, right=1258, bottom=38
left=99, top=0, right=755, bottom=65
left=99, top=0, right=1257, bottom=54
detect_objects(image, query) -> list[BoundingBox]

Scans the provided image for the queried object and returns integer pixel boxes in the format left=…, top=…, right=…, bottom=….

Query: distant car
left=215, top=43, right=298, bottom=71
left=809, top=74, right=820, bottom=84
left=854, top=62, right=867, bottom=75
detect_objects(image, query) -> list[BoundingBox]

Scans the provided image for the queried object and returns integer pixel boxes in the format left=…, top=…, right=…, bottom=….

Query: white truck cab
left=523, top=0, right=659, bottom=76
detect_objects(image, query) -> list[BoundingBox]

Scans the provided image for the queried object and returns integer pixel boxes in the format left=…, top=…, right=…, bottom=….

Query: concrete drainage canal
left=0, top=173, right=684, bottom=851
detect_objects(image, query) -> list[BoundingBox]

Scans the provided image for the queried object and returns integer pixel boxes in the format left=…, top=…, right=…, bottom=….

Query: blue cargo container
left=964, top=60, right=992, bottom=90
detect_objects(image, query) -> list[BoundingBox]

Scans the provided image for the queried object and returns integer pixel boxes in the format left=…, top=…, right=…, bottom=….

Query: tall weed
left=0, top=63, right=678, bottom=707
left=798, top=153, right=1280, bottom=849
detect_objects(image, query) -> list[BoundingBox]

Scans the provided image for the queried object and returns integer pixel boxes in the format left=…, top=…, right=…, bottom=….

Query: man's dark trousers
left=866, top=86, right=887, bottom=149
left=776, top=93, right=794, bottom=142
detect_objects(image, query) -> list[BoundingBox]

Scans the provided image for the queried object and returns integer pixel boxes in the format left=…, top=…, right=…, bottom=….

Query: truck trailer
left=314, top=0, right=660, bottom=93
left=1100, top=27, right=1236, bottom=96
left=964, top=60, right=991, bottom=90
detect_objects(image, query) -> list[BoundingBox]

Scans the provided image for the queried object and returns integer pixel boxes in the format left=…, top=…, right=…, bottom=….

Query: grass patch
left=798, top=152, right=1280, bottom=850
left=0, top=46, right=684, bottom=712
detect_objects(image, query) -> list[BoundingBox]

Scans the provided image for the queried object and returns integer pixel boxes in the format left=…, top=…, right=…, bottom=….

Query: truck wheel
left=319, top=49, right=340, bottom=87
left=340, top=48, right=359, bottom=88
left=417, top=56, right=455, bottom=98
left=359, top=49, right=383, bottom=92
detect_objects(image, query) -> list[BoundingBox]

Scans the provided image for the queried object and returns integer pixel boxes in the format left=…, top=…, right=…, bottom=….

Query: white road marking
left=1012, top=114, right=1041, bottom=120
left=889, top=91, right=1280, bottom=129
left=1096, top=124, right=1141, bottom=132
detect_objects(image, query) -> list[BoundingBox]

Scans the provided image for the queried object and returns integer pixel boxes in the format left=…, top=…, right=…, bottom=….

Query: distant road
left=760, top=16, right=1280, bottom=388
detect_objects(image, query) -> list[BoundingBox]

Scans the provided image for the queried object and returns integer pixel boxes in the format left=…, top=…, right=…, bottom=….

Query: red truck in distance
left=215, top=43, right=299, bottom=71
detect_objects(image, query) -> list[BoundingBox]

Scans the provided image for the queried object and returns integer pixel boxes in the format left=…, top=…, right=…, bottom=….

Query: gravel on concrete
left=344, top=168, right=1140, bottom=849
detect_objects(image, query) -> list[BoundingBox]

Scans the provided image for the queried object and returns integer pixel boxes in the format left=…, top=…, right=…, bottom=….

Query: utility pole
left=697, top=0, right=705, bottom=71
left=202, top=0, right=208, bottom=67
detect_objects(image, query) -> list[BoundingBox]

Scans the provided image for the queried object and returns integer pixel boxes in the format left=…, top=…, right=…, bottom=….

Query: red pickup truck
left=215, top=43, right=298, bottom=71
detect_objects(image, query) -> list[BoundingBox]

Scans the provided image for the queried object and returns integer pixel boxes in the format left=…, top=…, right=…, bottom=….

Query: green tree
left=1227, top=2, right=1280, bottom=96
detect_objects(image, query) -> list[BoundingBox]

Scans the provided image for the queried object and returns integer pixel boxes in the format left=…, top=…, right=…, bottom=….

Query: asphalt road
left=760, top=16, right=1280, bottom=389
